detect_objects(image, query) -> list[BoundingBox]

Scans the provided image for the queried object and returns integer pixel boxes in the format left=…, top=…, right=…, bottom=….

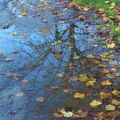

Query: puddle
left=0, top=0, right=120, bottom=120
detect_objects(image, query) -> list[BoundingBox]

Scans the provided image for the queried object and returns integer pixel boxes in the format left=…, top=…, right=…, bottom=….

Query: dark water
left=0, top=0, right=120, bottom=120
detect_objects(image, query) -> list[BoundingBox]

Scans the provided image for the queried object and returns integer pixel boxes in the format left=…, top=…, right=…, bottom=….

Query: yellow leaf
left=90, top=100, right=102, bottom=107
left=97, top=8, right=104, bottom=14
left=21, top=12, right=27, bottom=16
left=76, top=110, right=88, bottom=118
left=63, top=89, right=70, bottom=94
left=101, top=80, right=112, bottom=86
left=11, top=32, right=17, bottom=36
left=56, top=73, right=64, bottom=78
left=85, top=80, right=96, bottom=87
left=115, top=27, right=120, bottom=31
left=102, top=17, right=108, bottom=22
left=99, top=92, right=112, bottom=99
left=73, top=92, right=85, bottom=99
left=83, top=7, right=89, bottom=11
left=107, top=43, right=115, bottom=49
left=78, top=74, right=89, bottom=82
left=111, top=99, right=120, bottom=105
left=105, top=104, right=116, bottom=111
left=112, top=90, right=120, bottom=97
left=105, top=1, right=109, bottom=4
left=87, top=54, right=95, bottom=59
left=101, top=69, right=109, bottom=74
left=111, top=2, right=116, bottom=7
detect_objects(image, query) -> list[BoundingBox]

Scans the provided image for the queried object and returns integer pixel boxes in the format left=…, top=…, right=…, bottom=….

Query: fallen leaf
left=36, top=97, right=45, bottom=102
left=87, top=54, right=95, bottom=59
left=107, top=43, right=115, bottom=48
left=56, top=73, right=64, bottom=78
left=111, top=99, right=120, bottom=105
left=63, top=89, right=70, bottom=94
left=101, top=80, right=112, bottom=86
left=60, top=108, right=73, bottom=118
left=73, top=92, right=85, bottom=99
left=105, top=104, right=116, bottom=111
left=99, top=92, right=112, bottom=99
left=90, top=100, right=102, bottom=107
left=19, top=33, right=29, bottom=38
left=78, top=74, right=89, bottom=82
left=112, top=90, right=120, bottom=97
left=21, top=12, right=27, bottom=16
left=16, top=92, right=25, bottom=97
left=85, top=80, right=96, bottom=87
left=22, top=80, right=29, bottom=84
left=101, top=69, right=109, bottom=74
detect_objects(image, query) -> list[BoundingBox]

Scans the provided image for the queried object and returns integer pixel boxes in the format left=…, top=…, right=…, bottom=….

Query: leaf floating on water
left=111, top=99, right=120, bottom=105
left=101, top=69, right=109, bottom=74
left=78, top=74, right=89, bottom=82
left=16, top=92, right=25, bottom=97
left=112, top=90, right=120, bottom=97
left=36, top=97, right=45, bottom=103
left=56, top=73, right=64, bottom=78
left=54, top=112, right=62, bottom=118
left=101, top=80, right=112, bottom=86
left=63, top=89, right=70, bottom=94
left=11, top=32, right=17, bottom=36
left=107, top=43, right=115, bottom=49
left=60, top=108, right=73, bottom=118
left=21, top=12, right=27, bottom=16
left=90, top=100, right=102, bottom=107
left=74, top=110, right=88, bottom=118
left=85, top=80, right=96, bottom=87
left=86, top=54, right=95, bottom=59
left=19, top=33, right=29, bottom=38
left=99, top=92, right=112, bottom=99
left=105, top=104, right=116, bottom=111
left=22, top=80, right=29, bottom=84
left=73, top=92, right=85, bottom=99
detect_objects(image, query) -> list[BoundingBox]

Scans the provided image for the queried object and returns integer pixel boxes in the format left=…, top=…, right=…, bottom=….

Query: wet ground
left=0, top=0, right=120, bottom=120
